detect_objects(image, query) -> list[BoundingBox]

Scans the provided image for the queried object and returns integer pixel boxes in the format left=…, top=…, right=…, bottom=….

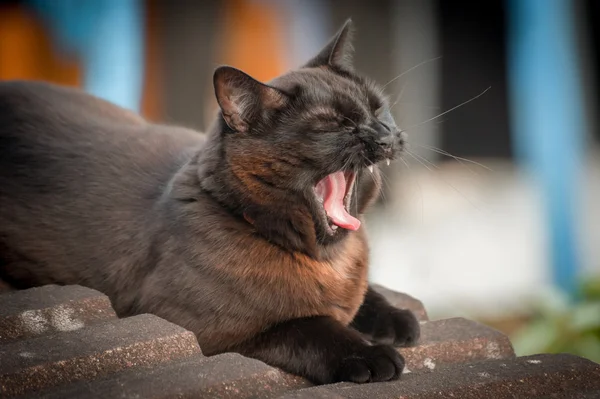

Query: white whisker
left=360, top=153, right=387, bottom=202
left=406, top=149, right=479, bottom=210
left=403, top=86, right=491, bottom=131
left=414, top=143, right=493, bottom=172
left=390, top=81, right=409, bottom=110
left=354, top=172, right=359, bottom=215
left=382, top=56, right=442, bottom=89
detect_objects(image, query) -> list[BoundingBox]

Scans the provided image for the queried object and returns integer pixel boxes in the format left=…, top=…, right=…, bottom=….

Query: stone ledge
left=0, top=314, right=200, bottom=397
left=35, top=353, right=311, bottom=399
left=1, top=284, right=598, bottom=399
left=277, top=354, right=600, bottom=399
left=400, top=317, right=515, bottom=372
left=0, top=285, right=116, bottom=344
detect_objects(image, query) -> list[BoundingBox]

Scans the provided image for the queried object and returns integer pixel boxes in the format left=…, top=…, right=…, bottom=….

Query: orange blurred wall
left=0, top=4, right=81, bottom=86
left=0, top=1, right=161, bottom=120
left=0, top=0, right=288, bottom=123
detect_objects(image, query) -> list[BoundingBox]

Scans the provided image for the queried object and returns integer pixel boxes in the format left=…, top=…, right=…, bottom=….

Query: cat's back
left=0, top=80, right=147, bottom=130
left=0, top=80, right=204, bottom=192
left=0, top=81, right=205, bottom=292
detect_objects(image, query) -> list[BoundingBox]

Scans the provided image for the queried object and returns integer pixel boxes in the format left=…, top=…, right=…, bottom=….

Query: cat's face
left=213, top=20, right=405, bottom=249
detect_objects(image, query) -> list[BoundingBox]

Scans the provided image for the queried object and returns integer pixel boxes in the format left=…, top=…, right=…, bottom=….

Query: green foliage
left=511, top=278, right=600, bottom=363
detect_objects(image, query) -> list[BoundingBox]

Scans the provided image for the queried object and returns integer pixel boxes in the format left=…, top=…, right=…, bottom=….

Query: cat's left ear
left=213, top=66, right=288, bottom=133
left=304, top=18, right=354, bottom=71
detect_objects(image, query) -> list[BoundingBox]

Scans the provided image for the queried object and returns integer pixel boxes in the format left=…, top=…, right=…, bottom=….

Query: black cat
left=0, top=20, right=420, bottom=384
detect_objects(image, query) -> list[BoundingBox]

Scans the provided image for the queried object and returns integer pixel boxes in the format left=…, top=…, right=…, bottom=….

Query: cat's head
left=210, top=19, right=405, bottom=255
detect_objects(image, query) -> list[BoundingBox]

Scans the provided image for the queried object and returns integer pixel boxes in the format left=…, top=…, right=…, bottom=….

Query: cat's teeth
left=386, top=159, right=391, bottom=166
left=331, top=225, right=338, bottom=231
left=368, top=165, right=374, bottom=173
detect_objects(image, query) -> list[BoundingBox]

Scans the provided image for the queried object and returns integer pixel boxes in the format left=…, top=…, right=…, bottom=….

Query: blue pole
left=26, top=0, right=145, bottom=113
left=506, top=0, right=586, bottom=298
left=82, top=0, right=144, bottom=113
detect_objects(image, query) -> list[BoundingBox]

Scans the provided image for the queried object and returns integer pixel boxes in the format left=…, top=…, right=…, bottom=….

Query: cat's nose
left=367, top=121, right=399, bottom=156
left=374, top=132, right=396, bottom=156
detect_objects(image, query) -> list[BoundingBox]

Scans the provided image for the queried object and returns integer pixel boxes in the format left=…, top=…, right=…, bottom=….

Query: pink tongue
left=315, top=171, right=361, bottom=231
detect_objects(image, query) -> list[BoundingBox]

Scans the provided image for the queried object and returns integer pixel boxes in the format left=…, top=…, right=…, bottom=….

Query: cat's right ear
left=213, top=66, right=288, bottom=133
left=304, top=19, right=354, bottom=70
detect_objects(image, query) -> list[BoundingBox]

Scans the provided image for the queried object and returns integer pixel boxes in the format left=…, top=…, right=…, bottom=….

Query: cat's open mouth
left=314, top=171, right=359, bottom=235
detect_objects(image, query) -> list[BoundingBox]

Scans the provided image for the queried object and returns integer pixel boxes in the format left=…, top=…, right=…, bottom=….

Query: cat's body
left=0, top=21, right=420, bottom=384
left=0, top=79, right=370, bottom=355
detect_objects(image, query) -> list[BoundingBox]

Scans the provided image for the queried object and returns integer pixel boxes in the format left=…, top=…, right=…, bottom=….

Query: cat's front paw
left=335, top=344, right=404, bottom=383
left=371, top=308, right=420, bottom=347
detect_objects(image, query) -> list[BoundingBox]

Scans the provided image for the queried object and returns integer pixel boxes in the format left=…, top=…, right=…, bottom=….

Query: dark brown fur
left=0, top=20, right=419, bottom=384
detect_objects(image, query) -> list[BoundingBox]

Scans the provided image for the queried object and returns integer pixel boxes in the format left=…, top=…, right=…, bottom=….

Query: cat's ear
left=304, top=19, right=354, bottom=70
left=213, top=66, right=288, bottom=133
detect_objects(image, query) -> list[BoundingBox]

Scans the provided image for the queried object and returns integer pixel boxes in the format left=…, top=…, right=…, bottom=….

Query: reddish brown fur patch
left=212, top=227, right=369, bottom=327
left=229, top=152, right=282, bottom=204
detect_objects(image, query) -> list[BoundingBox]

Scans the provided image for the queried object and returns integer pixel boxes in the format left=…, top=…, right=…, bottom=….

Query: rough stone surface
left=2, top=284, right=598, bottom=399
left=36, top=353, right=312, bottom=399
left=276, top=389, right=346, bottom=399
left=277, top=354, right=600, bottom=399
left=400, top=317, right=515, bottom=372
left=0, top=285, right=116, bottom=343
left=0, top=314, right=201, bottom=397
left=372, top=284, right=429, bottom=321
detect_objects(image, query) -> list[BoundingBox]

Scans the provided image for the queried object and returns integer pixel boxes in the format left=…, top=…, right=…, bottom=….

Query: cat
left=0, top=19, right=420, bottom=384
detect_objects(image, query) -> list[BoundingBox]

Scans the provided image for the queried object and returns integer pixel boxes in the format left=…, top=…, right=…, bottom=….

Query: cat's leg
left=232, top=315, right=404, bottom=384
left=350, top=286, right=420, bottom=347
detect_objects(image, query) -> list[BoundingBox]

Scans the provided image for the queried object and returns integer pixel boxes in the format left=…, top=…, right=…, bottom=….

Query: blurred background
left=0, top=0, right=598, bottom=362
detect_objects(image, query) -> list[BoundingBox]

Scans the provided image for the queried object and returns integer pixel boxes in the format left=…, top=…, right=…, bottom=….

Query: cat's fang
left=386, top=159, right=390, bottom=166
left=368, top=165, right=374, bottom=173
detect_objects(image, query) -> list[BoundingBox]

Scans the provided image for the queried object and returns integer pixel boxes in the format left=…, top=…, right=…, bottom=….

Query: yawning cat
left=0, top=20, right=420, bottom=384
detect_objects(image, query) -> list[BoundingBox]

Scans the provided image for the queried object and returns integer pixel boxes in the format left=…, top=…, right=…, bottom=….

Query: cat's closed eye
left=302, top=108, right=344, bottom=133
left=312, top=119, right=342, bottom=132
